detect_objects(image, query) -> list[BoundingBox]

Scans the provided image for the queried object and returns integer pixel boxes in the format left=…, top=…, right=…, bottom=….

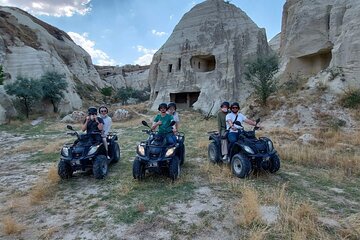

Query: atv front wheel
left=169, top=156, right=180, bottom=181
left=58, top=160, right=73, bottom=179
left=111, top=142, right=121, bottom=163
left=93, top=155, right=108, bottom=179
left=133, top=158, right=145, bottom=180
left=208, top=142, right=220, bottom=164
left=269, top=153, right=281, bottom=173
left=231, top=154, right=251, bottom=178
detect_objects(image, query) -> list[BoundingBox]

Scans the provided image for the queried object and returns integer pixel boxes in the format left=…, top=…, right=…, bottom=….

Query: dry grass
left=29, top=165, right=60, bottom=204
left=2, top=216, right=24, bottom=235
left=248, top=226, right=269, bottom=240
left=278, top=144, right=360, bottom=176
left=39, top=226, right=60, bottom=240
left=8, top=139, right=44, bottom=155
left=235, top=185, right=262, bottom=226
left=42, top=138, right=67, bottom=153
left=339, top=213, right=360, bottom=239
left=199, top=162, right=232, bottom=184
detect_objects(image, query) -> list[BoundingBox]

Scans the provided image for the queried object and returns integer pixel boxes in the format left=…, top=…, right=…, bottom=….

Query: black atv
left=133, top=120, right=185, bottom=181
left=58, top=125, right=120, bottom=179
left=208, top=119, right=280, bottom=178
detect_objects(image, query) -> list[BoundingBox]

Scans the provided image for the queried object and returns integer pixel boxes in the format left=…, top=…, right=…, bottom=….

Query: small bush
left=0, top=65, right=4, bottom=85
left=340, top=88, right=360, bottom=109
left=101, top=87, right=113, bottom=96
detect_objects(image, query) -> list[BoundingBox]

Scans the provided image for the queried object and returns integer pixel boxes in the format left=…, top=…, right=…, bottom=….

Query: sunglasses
left=100, top=110, right=107, bottom=113
left=232, top=107, right=239, bottom=109
left=89, top=113, right=97, bottom=115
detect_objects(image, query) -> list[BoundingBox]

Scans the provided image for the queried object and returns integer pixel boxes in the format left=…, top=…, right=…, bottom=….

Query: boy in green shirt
left=151, top=103, right=176, bottom=145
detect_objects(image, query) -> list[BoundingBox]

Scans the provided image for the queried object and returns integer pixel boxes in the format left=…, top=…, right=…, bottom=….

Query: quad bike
left=208, top=119, right=280, bottom=178
left=58, top=125, right=120, bottom=179
left=133, top=120, right=185, bottom=181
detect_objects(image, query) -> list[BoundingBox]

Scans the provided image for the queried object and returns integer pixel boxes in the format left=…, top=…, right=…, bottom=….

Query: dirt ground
left=0, top=114, right=359, bottom=240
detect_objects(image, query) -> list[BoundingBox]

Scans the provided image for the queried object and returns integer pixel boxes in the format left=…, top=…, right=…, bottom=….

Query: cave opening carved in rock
left=287, top=49, right=332, bottom=78
left=190, top=55, right=216, bottom=72
left=170, top=92, right=200, bottom=109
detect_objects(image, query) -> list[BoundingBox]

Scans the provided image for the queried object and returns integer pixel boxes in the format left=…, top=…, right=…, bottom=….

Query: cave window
left=168, top=64, right=173, bottom=73
left=178, top=58, right=181, bottom=70
left=170, top=92, right=200, bottom=108
left=190, top=55, right=216, bottom=72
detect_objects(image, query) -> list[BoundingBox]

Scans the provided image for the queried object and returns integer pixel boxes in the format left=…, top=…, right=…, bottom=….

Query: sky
left=0, top=0, right=285, bottom=66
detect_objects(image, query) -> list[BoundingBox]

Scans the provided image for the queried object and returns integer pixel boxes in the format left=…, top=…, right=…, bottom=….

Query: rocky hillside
left=148, top=0, right=271, bottom=114
left=0, top=6, right=105, bottom=121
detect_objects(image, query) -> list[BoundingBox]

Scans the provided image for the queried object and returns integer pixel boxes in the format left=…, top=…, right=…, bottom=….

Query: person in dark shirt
left=217, top=101, right=230, bottom=161
left=82, top=107, right=104, bottom=142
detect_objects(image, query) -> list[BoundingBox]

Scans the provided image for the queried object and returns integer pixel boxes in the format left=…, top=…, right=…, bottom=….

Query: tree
left=244, top=55, right=279, bottom=106
left=5, top=76, right=43, bottom=118
left=115, top=87, right=134, bottom=105
left=40, top=71, right=68, bottom=112
left=0, top=65, right=4, bottom=85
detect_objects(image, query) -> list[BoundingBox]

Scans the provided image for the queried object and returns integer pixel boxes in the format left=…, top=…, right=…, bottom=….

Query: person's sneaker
left=107, top=155, right=110, bottom=160
left=222, top=154, right=228, bottom=160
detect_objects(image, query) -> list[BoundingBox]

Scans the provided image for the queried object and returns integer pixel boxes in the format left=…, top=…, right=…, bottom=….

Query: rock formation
left=148, top=0, right=271, bottom=113
left=0, top=6, right=105, bottom=121
left=95, top=64, right=150, bottom=90
left=280, top=0, right=360, bottom=92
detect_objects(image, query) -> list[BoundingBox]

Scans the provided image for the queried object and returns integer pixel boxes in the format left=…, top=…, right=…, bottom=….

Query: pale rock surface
left=148, top=0, right=271, bottom=114
left=96, top=65, right=150, bottom=90
left=269, top=33, right=281, bottom=54
left=0, top=6, right=105, bottom=121
left=0, top=85, right=16, bottom=123
left=61, top=111, right=86, bottom=123
left=280, top=0, right=360, bottom=92
left=112, top=109, right=130, bottom=122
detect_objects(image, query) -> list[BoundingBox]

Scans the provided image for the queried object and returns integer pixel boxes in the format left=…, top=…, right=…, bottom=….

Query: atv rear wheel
left=231, top=154, right=251, bottom=178
left=111, top=142, right=120, bottom=163
left=93, top=155, right=108, bottom=179
left=208, top=142, right=220, bottom=164
left=169, top=156, right=180, bottom=181
left=269, top=153, right=280, bottom=173
left=180, top=144, right=185, bottom=166
left=133, top=157, right=145, bottom=180
left=58, top=160, right=73, bottom=179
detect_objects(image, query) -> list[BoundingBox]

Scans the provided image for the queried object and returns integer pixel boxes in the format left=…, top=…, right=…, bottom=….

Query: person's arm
left=82, top=116, right=90, bottom=132
left=96, top=117, right=104, bottom=131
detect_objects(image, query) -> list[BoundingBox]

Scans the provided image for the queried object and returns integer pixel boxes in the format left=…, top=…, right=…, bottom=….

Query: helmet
left=220, top=101, right=230, bottom=108
left=158, top=103, right=168, bottom=111
left=88, top=107, right=97, bottom=115
left=167, top=102, right=177, bottom=110
left=230, top=102, right=240, bottom=109
left=98, top=105, right=108, bottom=113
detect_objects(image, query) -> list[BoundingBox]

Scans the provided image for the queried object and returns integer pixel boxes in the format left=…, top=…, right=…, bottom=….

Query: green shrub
left=101, top=87, right=113, bottom=97
left=115, top=86, right=150, bottom=105
left=40, top=71, right=68, bottom=112
left=340, top=88, right=360, bottom=109
left=245, top=55, right=279, bottom=106
left=5, top=76, right=43, bottom=118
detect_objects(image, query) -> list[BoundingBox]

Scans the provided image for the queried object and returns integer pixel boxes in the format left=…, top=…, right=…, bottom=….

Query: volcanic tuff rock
left=280, top=0, right=360, bottom=92
left=148, top=0, right=271, bottom=113
left=0, top=6, right=105, bottom=120
left=95, top=64, right=150, bottom=90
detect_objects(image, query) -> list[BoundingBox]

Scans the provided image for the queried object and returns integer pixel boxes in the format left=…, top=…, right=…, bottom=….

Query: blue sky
left=0, top=0, right=285, bottom=66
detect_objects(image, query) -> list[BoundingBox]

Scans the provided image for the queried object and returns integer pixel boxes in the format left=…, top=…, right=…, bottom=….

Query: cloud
left=151, top=29, right=167, bottom=37
left=68, top=32, right=117, bottom=66
left=134, top=45, right=157, bottom=66
left=169, top=15, right=174, bottom=20
left=0, top=0, right=92, bottom=17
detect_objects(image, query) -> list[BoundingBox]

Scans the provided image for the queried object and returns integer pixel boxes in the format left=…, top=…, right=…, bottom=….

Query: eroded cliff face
left=0, top=6, right=105, bottom=122
left=280, top=0, right=360, bottom=92
left=148, top=0, right=271, bottom=113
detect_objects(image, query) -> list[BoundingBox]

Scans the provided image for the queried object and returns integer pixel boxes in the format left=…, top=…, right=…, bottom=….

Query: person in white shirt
left=167, top=102, right=180, bottom=133
left=99, top=106, right=112, bottom=159
left=225, top=102, right=259, bottom=159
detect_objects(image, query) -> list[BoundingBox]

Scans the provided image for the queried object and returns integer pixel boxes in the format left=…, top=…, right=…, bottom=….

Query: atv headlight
left=88, top=145, right=100, bottom=156
left=244, top=145, right=254, bottom=154
left=267, top=140, right=274, bottom=152
left=61, top=147, right=69, bottom=157
left=165, top=147, right=176, bottom=157
left=137, top=144, right=145, bottom=156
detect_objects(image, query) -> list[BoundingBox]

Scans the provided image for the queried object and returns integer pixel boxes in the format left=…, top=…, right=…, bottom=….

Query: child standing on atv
left=99, top=105, right=112, bottom=159
left=217, top=101, right=230, bottom=161
left=152, top=103, right=176, bottom=145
